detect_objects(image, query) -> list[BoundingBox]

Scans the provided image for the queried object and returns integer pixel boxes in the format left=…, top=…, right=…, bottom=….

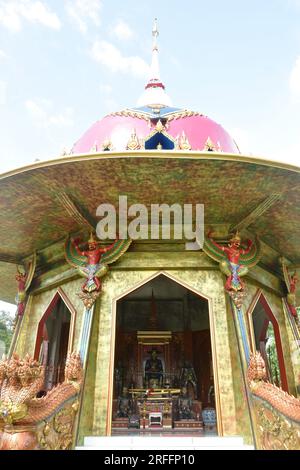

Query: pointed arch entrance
left=34, top=288, right=76, bottom=391
left=247, top=291, right=288, bottom=392
left=108, top=273, right=218, bottom=434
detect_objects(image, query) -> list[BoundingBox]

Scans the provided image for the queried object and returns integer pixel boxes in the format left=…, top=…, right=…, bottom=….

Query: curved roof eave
left=1, top=150, right=300, bottom=181
left=0, top=150, right=300, bottom=304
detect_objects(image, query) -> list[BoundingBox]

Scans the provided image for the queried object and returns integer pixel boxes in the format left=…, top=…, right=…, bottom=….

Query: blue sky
left=0, top=0, right=300, bottom=312
left=0, top=0, right=300, bottom=174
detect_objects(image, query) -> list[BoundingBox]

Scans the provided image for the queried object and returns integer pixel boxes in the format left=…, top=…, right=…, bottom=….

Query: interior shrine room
left=112, top=274, right=216, bottom=433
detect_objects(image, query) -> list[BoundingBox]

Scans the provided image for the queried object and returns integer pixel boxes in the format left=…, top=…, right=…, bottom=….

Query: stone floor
left=112, top=427, right=217, bottom=437
left=76, top=434, right=254, bottom=450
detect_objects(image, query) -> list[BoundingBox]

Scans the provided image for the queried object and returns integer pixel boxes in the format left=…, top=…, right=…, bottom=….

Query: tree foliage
left=266, top=323, right=281, bottom=387
left=0, top=310, right=14, bottom=356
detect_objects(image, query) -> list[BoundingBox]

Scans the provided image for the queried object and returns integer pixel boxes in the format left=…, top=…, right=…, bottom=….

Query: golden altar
left=137, top=397, right=173, bottom=429
left=129, top=388, right=180, bottom=429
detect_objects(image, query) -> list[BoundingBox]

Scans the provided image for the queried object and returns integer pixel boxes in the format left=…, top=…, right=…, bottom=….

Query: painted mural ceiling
left=0, top=152, right=300, bottom=302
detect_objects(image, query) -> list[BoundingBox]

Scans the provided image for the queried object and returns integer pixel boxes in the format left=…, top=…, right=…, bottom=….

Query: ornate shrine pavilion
left=0, top=21, right=300, bottom=450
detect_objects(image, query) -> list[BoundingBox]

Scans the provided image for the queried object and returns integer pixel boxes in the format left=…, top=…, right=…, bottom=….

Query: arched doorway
left=34, top=289, right=76, bottom=391
left=110, top=274, right=217, bottom=434
left=248, top=292, right=288, bottom=391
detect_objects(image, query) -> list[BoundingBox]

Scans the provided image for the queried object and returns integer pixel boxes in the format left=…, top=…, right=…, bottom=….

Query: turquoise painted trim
left=79, top=307, right=93, bottom=364
left=237, top=307, right=250, bottom=364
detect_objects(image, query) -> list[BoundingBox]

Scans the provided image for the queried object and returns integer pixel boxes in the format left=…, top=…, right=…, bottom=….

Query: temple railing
left=248, top=352, right=300, bottom=450
left=0, top=352, right=83, bottom=450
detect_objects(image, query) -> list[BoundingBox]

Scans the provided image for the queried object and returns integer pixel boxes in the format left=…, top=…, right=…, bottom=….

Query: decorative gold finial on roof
left=126, top=129, right=141, bottom=150
left=102, top=139, right=113, bottom=151
left=204, top=137, right=217, bottom=152
left=179, top=131, right=192, bottom=150
left=155, top=119, right=164, bottom=132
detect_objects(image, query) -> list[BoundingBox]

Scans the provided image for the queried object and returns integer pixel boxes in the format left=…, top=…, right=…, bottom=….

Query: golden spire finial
left=152, top=18, right=159, bottom=51
left=136, top=19, right=173, bottom=108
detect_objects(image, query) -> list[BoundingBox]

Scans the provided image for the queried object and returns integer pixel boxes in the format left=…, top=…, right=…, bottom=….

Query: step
left=76, top=436, right=254, bottom=450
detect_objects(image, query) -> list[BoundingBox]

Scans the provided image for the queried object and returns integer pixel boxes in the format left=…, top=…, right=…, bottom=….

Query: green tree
left=266, top=323, right=281, bottom=387
left=0, top=310, right=15, bottom=355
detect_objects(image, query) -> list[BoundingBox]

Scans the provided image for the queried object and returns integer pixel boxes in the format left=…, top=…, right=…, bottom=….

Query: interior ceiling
left=117, top=274, right=209, bottom=332
left=0, top=153, right=300, bottom=303
left=123, top=275, right=196, bottom=300
left=1, top=155, right=299, bottom=259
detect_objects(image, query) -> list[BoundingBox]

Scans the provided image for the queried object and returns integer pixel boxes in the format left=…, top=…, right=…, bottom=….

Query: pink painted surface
left=72, top=112, right=239, bottom=154
left=168, top=116, right=239, bottom=153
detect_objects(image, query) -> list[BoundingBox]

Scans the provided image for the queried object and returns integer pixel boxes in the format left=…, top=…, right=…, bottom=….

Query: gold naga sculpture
left=247, top=352, right=300, bottom=450
left=0, top=352, right=83, bottom=450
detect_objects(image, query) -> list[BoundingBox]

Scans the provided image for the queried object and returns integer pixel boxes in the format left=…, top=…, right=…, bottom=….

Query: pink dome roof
left=72, top=106, right=240, bottom=154
left=72, top=21, right=239, bottom=155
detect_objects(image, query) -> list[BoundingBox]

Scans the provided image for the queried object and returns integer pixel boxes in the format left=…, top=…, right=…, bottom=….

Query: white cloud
left=170, top=56, right=181, bottom=67
left=270, top=141, right=300, bottom=167
left=0, top=300, right=16, bottom=316
left=103, top=97, right=119, bottom=112
left=48, top=110, right=74, bottom=127
left=229, top=127, right=252, bottom=155
left=0, top=49, right=7, bottom=60
left=0, top=0, right=61, bottom=32
left=111, top=19, right=133, bottom=41
left=99, top=83, right=118, bottom=111
left=0, top=81, right=7, bottom=105
left=287, top=0, right=300, bottom=8
left=99, top=83, right=113, bottom=94
left=289, top=56, right=300, bottom=101
left=65, top=0, right=102, bottom=34
left=25, top=99, right=74, bottom=128
left=91, top=40, right=149, bottom=78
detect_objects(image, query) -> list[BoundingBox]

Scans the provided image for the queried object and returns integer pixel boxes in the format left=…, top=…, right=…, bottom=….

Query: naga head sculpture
left=65, top=352, right=83, bottom=385
left=247, top=351, right=267, bottom=383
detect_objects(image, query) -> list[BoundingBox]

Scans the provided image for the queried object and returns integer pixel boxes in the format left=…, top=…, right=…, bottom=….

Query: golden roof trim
left=1, top=151, right=300, bottom=181
left=108, top=108, right=205, bottom=122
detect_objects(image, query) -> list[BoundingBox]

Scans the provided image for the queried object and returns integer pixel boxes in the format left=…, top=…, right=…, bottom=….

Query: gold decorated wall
left=244, top=281, right=298, bottom=396
left=15, top=278, right=85, bottom=357
left=257, top=289, right=297, bottom=395
left=14, top=248, right=298, bottom=447
left=79, top=251, right=248, bottom=441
